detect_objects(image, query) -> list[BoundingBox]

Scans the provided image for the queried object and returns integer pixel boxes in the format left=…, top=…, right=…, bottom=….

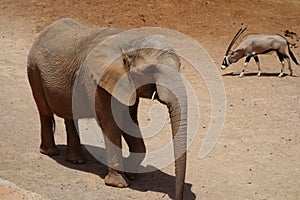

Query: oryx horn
left=225, top=27, right=247, bottom=55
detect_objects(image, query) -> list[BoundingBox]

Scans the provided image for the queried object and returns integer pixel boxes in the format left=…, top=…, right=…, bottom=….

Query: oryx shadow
left=222, top=72, right=296, bottom=77
left=49, top=144, right=196, bottom=200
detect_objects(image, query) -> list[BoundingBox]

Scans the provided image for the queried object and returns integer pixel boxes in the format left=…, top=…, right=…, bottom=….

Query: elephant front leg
left=65, top=119, right=85, bottom=164
left=122, top=104, right=146, bottom=180
left=102, top=123, right=129, bottom=188
left=122, top=132, right=146, bottom=180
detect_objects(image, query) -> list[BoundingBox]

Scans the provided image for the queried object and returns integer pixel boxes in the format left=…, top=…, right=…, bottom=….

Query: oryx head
left=221, top=27, right=247, bottom=70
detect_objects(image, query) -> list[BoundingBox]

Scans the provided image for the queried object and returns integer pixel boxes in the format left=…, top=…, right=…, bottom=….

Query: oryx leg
left=240, top=56, right=251, bottom=78
left=277, top=52, right=285, bottom=78
left=279, top=61, right=285, bottom=78
left=253, top=56, right=261, bottom=76
left=285, top=56, right=292, bottom=76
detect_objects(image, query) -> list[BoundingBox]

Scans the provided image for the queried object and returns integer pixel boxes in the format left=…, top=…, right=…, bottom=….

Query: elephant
left=27, top=18, right=188, bottom=200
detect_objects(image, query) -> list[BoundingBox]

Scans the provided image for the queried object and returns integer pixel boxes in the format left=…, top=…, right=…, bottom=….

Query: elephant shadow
left=222, top=72, right=295, bottom=77
left=51, top=144, right=196, bottom=200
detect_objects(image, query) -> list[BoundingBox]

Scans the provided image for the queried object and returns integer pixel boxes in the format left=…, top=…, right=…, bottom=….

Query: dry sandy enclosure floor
left=1, top=0, right=300, bottom=199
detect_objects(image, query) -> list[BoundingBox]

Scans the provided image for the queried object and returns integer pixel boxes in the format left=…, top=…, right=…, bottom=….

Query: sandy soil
left=0, top=0, right=300, bottom=199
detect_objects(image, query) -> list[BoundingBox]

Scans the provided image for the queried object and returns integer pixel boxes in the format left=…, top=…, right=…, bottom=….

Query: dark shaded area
left=50, top=144, right=196, bottom=200
left=222, top=72, right=294, bottom=77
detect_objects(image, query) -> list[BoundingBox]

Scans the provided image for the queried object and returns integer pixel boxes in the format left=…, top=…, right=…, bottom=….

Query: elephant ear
left=85, top=34, right=137, bottom=106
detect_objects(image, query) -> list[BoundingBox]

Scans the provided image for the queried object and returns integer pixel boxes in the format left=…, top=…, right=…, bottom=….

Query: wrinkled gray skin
left=27, top=18, right=187, bottom=200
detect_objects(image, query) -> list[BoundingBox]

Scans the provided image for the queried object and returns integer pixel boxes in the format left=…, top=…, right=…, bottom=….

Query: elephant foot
left=67, top=147, right=86, bottom=164
left=105, top=172, right=129, bottom=188
left=40, top=145, right=60, bottom=156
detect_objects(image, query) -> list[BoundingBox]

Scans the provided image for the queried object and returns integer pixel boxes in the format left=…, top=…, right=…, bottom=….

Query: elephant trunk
left=156, top=68, right=187, bottom=200
left=168, top=96, right=187, bottom=200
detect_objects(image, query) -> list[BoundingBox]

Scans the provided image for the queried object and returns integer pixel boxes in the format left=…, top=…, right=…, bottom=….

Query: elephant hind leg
left=39, top=114, right=59, bottom=156
left=64, top=119, right=85, bottom=164
left=28, top=67, right=59, bottom=156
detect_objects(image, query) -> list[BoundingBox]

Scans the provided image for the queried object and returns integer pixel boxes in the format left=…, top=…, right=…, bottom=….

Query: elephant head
left=77, top=33, right=187, bottom=199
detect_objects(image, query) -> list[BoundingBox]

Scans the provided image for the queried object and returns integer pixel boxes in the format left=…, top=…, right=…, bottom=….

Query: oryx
left=221, top=27, right=299, bottom=77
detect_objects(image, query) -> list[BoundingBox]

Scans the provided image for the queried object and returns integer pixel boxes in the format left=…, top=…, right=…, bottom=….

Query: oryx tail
left=287, top=42, right=299, bottom=65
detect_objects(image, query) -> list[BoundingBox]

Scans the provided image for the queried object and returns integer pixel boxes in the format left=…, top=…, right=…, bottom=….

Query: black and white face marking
left=221, top=56, right=230, bottom=69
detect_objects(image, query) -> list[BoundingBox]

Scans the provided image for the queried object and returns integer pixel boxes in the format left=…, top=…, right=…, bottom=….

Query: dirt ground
left=0, top=0, right=300, bottom=199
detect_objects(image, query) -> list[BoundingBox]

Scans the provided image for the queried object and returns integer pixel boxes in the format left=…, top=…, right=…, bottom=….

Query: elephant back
left=28, top=18, right=122, bottom=73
